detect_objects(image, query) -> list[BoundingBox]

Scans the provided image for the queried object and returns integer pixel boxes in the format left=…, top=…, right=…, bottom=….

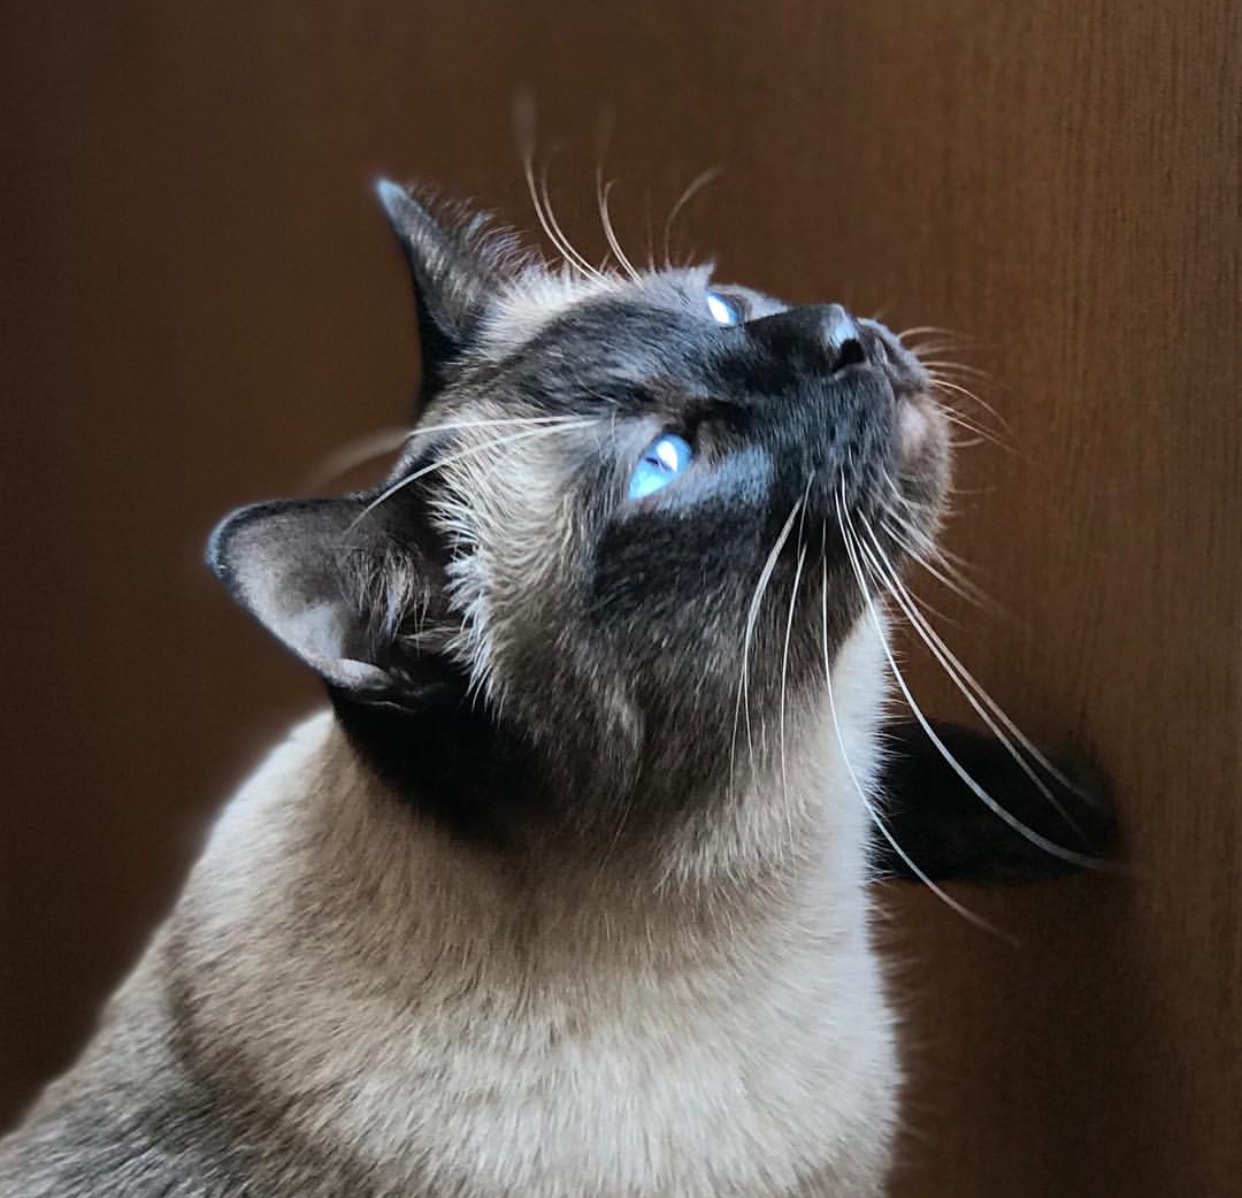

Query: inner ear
left=376, top=180, right=505, bottom=384
left=207, top=496, right=434, bottom=698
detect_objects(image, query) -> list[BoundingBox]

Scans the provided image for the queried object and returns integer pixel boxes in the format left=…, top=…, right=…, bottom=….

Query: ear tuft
left=208, top=498, right=397, bottom=695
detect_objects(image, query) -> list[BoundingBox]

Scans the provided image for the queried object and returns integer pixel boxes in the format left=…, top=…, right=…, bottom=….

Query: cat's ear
left=376, top=179, right=499, bottom=380
left=875, top=719, right=1114, bottom=882
left=207, top=497, right=426, bottom=698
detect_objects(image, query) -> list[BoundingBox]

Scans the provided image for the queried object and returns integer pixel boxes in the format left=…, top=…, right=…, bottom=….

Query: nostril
left=821, top=304, right=866, bottom=373
left=832, top=337, right=866, bottom=372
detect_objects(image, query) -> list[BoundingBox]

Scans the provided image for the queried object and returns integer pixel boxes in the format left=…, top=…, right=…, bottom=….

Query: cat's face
left=210, top=184, right=949, bottom=844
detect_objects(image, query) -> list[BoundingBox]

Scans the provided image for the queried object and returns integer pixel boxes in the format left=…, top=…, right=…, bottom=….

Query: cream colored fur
left=151, top=618, right=897, bottom=1198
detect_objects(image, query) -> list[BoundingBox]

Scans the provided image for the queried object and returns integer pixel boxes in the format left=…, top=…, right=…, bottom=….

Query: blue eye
left=706, top=290, right=741, bottom=326
left=628, top=433, right=694, bottom=500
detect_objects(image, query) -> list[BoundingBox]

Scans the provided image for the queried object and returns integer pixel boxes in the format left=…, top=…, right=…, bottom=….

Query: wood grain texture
left=1, top=3, right=1237, bottom=1195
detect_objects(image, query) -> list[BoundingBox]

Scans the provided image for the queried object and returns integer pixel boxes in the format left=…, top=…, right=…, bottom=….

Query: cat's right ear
left=874, top=719, right=1114, bottom=882
left=376, top=180, right=498, bottom=382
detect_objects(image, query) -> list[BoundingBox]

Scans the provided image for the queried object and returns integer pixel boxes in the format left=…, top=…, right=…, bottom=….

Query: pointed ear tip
left=375, top=177, right=411, bottom=217
left=205, top=501, right=272, bottom=588
left=205, top=508, right=240, bottom=582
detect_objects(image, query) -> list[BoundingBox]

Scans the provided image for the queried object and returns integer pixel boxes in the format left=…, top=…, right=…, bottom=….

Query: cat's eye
left=628, top=433, right=694, bottom=500
left=706, top=290, right=742, bottom=326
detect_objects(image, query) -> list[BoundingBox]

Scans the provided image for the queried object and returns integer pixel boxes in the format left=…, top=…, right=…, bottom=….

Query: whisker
left=596, top=172, right=641, bottom=282
left=863, top=525, right=1069, bottom=807
left=867, top=479, right=968, bottom=621
left=895, top=325, right=968, bottom=344
left=516, top=113, right=586, bottom=278
left=877, top=565, right=958, bottom=625
left=349, top=420, right=594, bottom=529
left=730, top=497, right=805, bottom=792
left=934, top=405, right=1013, bottom=452
left=906, top=343, right=977, bottom=364
left=303, top=426, right=412, bottom=490
left=899, top=530, right=986, bottom=579
left=837, top=495, right=1103, bottom=867
left=778, top=479, right=814, bottom=832
left=820, top=523, right=1010, bottom=940
left=857, top=519, right=1094, bottom=814
left=516, top=110, right=604, bottom=281
left=642, top=189, right=657, bottom=275
left=903, top=340, right=959, bottom=356
left=879, top=516, right=997, bottom=611
left=663, top=166, right=724, bottom=269
left=779, top=542, right=808, bottom=842
left=310, top=416, right=591, bottom=491
left=539, top=159, right=606, bottom=281
left=933, top=403, right=1002, bottom=438
left=920, top=359, right=991, bottom=380
left=925, top=375, right=1010, bottom=430
left=413, top=415, right=590, bottom=439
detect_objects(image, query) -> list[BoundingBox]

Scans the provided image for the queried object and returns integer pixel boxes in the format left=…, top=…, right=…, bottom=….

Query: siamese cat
left=0, top=181, right=1108, bottom=1197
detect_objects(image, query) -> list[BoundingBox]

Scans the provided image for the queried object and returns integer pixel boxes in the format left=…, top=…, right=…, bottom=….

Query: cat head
left=209, top=181, right=950, bottom=847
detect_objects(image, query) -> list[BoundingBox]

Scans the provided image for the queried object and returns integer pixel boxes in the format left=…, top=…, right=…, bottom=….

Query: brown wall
left=1, top=3, right=1238, bottom=1195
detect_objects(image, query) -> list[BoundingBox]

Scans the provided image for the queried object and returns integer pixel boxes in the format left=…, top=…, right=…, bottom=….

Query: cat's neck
left=181, top=621, right=888, bottom=977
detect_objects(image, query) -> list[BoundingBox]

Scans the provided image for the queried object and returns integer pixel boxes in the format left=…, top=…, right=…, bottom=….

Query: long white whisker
left=860, top=521, right=1076, bottom=827
left=642, top=189, right=659, bottom=275
left=934, top=405, right=1012, bottom=451
left=877, top=565, right=958, bottom=625
left=314, top=416, right=588, bottom=491
left=412, top=415, right=591, bottom=442
left=897, top=531, right=985, bottom=578
left=880, top=517, right=997, bottom=611
left=778, top=543, right=808, bottom=847
left=836, top=492, right=1101, bottom=868
left=875, top=471, right=988, bottom=601
left=895, top=325, right=967, bottom=343
left=924, top=375, right=1010, bottom=429
left=519, top=133, right=583, bottom=277
left=422, top=414, right=587, bottom=433
left=856, top=520, right=1092, bottom=814
left=904, top=342, right=964, bottom=359
left=730, top=498, right=805, bottom=791
left=819, top=534, right=1010, bottom=939
left=596, top=173, right=641, bottom=282
left=517, top=121, right=603, bottom=280
left=303, top=426, right=413, bottom=489
left=662, top=166, right=723, bottom=268
left=778, top=477, right=815, bottom=815
left=539, top=160, right=606, bottom=281
left=350, top=420, right=594, bottom=529
left=920, top=359, right=991, bottom=380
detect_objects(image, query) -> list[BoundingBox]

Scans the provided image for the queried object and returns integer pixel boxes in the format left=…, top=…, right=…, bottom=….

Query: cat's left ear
left=207, top=496, right=435, bottom=700
left=376, top=180, right=498, bottom=382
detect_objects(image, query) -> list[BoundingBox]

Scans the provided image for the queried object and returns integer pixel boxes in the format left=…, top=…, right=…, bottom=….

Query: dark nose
left=746, top=303, right=867, bottom=373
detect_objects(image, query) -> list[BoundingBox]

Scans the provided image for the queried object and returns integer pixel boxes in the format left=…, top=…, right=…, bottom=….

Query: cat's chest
left=303, top=938, right=897, bottom=1198
left=183, top=712, right=897, bottom=1196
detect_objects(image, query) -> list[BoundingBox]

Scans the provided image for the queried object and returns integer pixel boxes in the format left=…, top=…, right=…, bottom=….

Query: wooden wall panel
left=1, top=3, right=1237, bottom=1195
